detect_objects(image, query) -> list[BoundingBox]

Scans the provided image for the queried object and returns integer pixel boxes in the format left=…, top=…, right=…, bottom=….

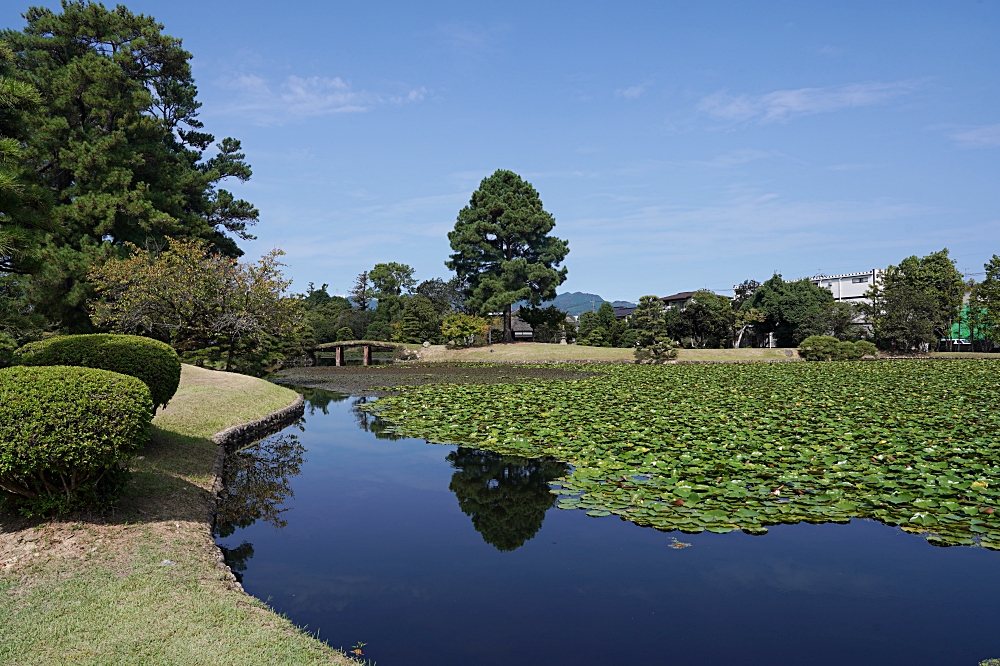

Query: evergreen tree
left=577, top=310, right=597, bottom=341
left=630, top=295, right=676, bottom=359
left=595, top=301, right=616, bottom=331
left=447, top=170, right=569, bottom=342
left=0, top=39, right=43, bottom=275
left=395, top=294, right=440, bottom=343
left=4, top=2, right=259, bottom=330
left=746, top=274, right=835, bottom=347
left=348, top=271, right=372, bottom=310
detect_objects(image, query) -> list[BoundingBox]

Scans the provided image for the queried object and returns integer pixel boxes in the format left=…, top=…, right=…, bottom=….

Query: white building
left=809, top=269, right=882, bottom=304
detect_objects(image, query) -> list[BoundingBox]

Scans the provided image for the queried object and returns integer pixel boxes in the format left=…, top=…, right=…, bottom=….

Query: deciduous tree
left=860, top=249, right=965, bottom=350
left=678, top=290, right=733, bottom=348
left=975, top=255, right=1000, bottom=344
left=745, top=274, right=835, bottom=347
left=370, top=262, right=416, bottom=298
left=441, top=313, right=490, bottom=346
left=89, top=238, right=302, bottom=372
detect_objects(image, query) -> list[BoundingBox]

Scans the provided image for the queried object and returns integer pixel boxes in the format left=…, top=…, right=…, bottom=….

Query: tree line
left=576, top=247, right=1000, bottom=354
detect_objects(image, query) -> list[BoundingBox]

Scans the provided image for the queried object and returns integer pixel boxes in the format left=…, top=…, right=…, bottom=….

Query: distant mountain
left=548, top=292, right=635, bottom=316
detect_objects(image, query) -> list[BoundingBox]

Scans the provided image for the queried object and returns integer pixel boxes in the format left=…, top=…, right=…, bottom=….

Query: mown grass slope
left=0, top=365, right=354, bottom=665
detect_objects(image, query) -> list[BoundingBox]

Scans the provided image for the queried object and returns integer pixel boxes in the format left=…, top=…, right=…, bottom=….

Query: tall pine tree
left=447, top=170, right=568, bottom=342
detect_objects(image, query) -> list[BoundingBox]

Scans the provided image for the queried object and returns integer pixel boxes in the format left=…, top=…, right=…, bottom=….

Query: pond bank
left=0, top=364, right=353, bottom=665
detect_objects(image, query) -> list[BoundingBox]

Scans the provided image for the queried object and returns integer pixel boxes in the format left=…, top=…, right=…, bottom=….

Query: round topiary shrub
left=14, top=334, right=180, bottom=409
left=855, top=340, right=879, bottom=359
left=0, top=365, right=153, bottom=515
left=836, top=340, right=862, bottom=360
left=798, top=335, right=840, bottom=361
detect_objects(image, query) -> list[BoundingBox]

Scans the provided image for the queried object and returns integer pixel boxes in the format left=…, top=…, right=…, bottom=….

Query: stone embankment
left=208, top=393, right=304, bottom=589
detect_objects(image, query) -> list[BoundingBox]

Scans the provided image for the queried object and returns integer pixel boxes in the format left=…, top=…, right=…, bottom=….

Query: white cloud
left=698, top=80, right=921, bottom=124
left=950, top=123, right=1000, bottom=148
left=616, top=82, right=647, bottom=99
left=695, top=149, right=780, bottom=169
left=281, top=76, right=371, bottom=115
left=564, top=186, right=940, bottom=268
left=221, top=73, right=427, bottom=124
left=818, top=45, right=844, bottom=56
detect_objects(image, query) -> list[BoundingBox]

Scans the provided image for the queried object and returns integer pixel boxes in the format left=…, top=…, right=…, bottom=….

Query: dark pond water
left=215, top=388, right=1000, bottom=666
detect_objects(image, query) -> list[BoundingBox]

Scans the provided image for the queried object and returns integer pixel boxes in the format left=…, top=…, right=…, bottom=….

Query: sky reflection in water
left=215, top=388, right=1000, bottom=666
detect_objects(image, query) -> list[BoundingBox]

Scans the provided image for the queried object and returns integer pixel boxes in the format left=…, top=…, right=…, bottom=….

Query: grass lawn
left=410, top=342, right=800, bottom=363
left=0, top=365, right=354, bottom=665
left=931, top=351, right=1000, bottom=359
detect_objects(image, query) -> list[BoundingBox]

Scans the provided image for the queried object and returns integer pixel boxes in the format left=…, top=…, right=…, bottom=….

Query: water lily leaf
left=366, top=360, right=1000, bottom=549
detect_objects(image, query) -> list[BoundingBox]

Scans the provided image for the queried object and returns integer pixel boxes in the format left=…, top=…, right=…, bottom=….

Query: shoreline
left=208, top=393, right=305, bottom=592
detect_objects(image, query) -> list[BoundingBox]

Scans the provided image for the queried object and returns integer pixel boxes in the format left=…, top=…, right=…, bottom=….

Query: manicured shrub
left=634, top=338, right=677, bottom=361
left=798, top=335, right=841, bottom=361
left=800, top=335, right=879, bottom=361
left=855, top=340, right=879, bottom=358
left=336, top=326, right=355, bottom=342
left=836, top=340, right=862, bottom=360
left=14, top=333, right=180, bottom=408
left=0, top=366, right=153, bottom=515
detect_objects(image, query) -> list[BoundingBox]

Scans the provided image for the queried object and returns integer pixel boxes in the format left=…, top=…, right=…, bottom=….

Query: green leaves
left=367, top=361, right=1000, bottom=547
left=446, top=170, right=569, bottom=340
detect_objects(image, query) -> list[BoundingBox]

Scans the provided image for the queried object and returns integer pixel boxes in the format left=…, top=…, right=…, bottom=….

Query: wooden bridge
left=312, top=340, right=402, bottom=366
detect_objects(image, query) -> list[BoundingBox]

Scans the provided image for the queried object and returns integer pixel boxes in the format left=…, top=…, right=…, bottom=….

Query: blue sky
left=5, top=1, right=999, bottom=301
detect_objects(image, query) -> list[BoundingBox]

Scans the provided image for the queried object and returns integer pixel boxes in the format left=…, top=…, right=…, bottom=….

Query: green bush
left=14, top=334, right=180, bottom=408
left=0, top=332, right=15, bottom=368
left=0, top=365, right=153, bottom=515
left=855, top=340, right=878, bottom=358
left=800, top=335, right=878, bottom=361
left=634, top=337, right=677, bottom=361
left=799, top=335, right=841, bottom=361
left=836, top=340, right=861, bottom=360
left=336, top=326, right=355, bottom=341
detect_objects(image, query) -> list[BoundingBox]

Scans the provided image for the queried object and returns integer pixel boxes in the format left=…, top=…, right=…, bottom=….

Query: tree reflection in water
left=447, top=448, right=569, bottom=552
left=299, top=387, right=350, bottom=415
left=214, top=390, right=568, bottom=581
left=352, top=397, right=403, bottom=440
left=214, top=432, right=306, bottom=580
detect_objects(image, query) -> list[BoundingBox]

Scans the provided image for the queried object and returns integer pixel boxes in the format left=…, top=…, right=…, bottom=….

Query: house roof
left=510, top=315, right=533, bottom=332
left=613, top=306, right=635, bottom=319
left=660, top=290, right=731, bottom=303
left=660, top=291, right=696, bottom=303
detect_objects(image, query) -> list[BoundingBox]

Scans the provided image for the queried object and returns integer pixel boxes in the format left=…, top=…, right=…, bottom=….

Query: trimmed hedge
left=855, top=340, right=879, bottom=358
left=799, top=335, right=879, bottom=361
left=0, top=365, right=153, bottom=513
left=15, top=334, right=181, bottom=408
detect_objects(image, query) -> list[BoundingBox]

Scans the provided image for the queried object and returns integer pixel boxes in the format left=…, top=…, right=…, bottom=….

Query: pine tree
left=447, top=170, right=569, bottom=342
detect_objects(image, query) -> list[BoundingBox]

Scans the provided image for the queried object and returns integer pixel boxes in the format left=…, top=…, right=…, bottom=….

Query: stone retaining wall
left=210, top=395, right=305, bottom=453
left=207, top=393, right=304, bottom=591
